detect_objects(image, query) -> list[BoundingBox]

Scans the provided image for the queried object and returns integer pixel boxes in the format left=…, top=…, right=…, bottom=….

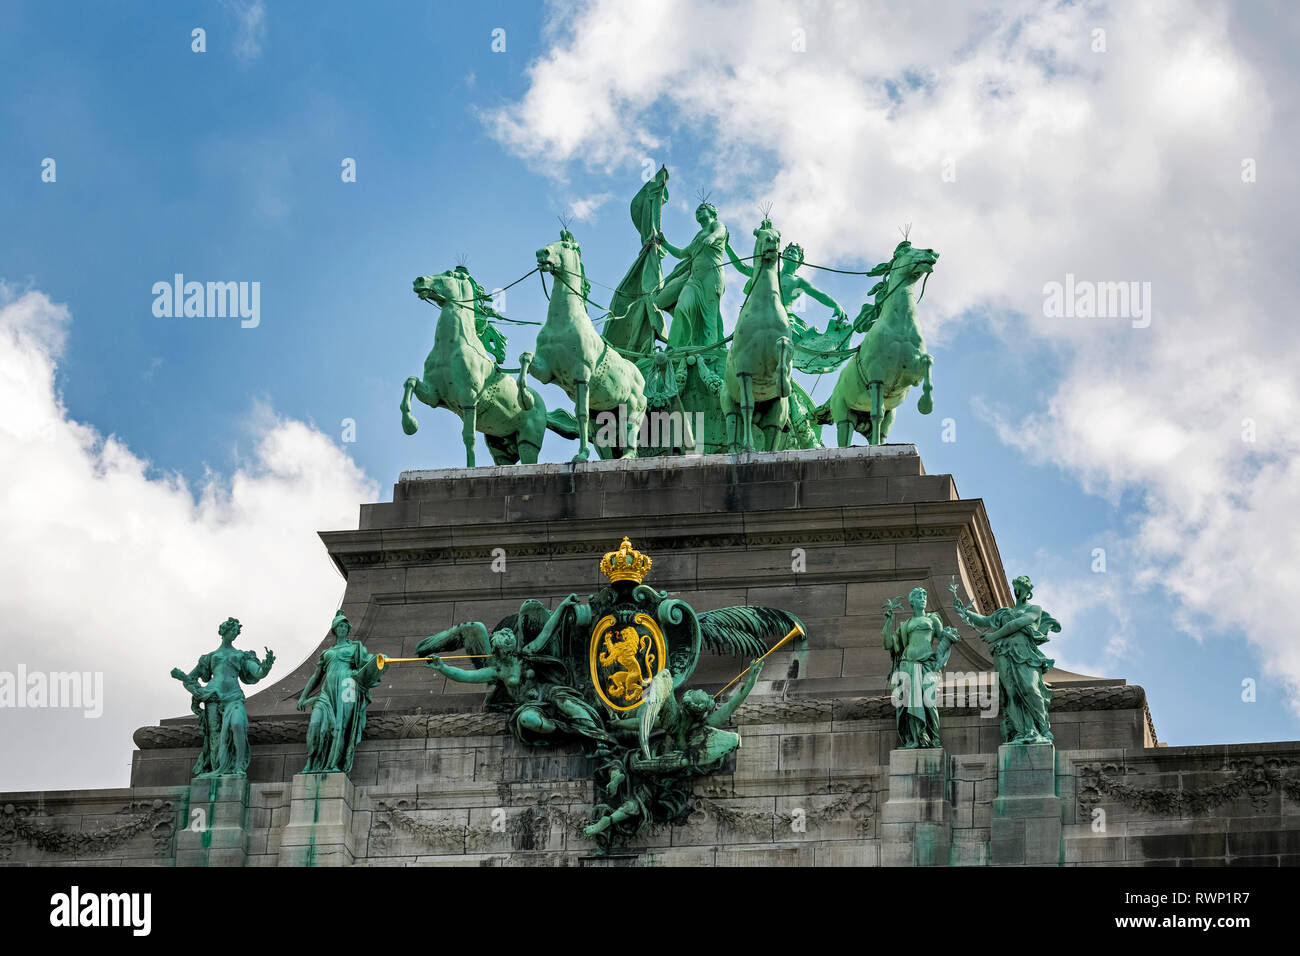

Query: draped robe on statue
left=983, top=606, right=1060, bottom=743
left=604, top=166, right=669, bottom=356
left=299, top=640, right=381, bottom=774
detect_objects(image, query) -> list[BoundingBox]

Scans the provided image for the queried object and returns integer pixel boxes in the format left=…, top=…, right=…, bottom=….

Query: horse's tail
left=546, top=408, right=580, bottom=439
left=400, top=377, right=420, bottom=435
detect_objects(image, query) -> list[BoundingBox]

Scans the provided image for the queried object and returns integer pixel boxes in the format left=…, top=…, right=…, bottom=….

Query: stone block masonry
left=8, top=444, right=1284, bottom=867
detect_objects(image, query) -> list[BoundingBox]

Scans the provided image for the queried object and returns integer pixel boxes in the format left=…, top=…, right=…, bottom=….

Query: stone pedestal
left=881, top=748, right=952, bottom=866
left=990, top=743, right=1061, bottom=866
left=176, top=775, right=251, bottom=867
left=278, top=772, right=359, bottom=867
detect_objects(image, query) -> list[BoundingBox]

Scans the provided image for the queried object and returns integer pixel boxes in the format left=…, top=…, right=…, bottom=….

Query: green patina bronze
left=604, top=165, right=670, bottom=357
left=401, top=266, right=577, bottom=466
left=171, top=618, right=275, bottom=778
left=584, top=659, right=764, bottom=849
left=722, top=218, right=794, bottom=452
left=523, top=230, right=647, bottom=461
left=725, top=235, right=850, bottom=359
left=418, top=597, right=612, bottom=749
left=409, top=537, right=804, bottom=852
left=883, top=587, right=961, bottom=749
left=952, top=576, right=1061, bottom=744
left=819, top=239, right=940, bottom=445
left=655, top=200, right=728, bottom=351
left=297, top=611, right=381, bottom=775
left=398, top=167, right=942, bottom=460
left=649, top=199, right=733, bottom=454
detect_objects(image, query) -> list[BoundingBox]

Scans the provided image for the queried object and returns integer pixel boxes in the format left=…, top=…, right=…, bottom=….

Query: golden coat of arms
left=589, top=612, right=667, bottom=712
left=587, top=538, right=666, bottom=712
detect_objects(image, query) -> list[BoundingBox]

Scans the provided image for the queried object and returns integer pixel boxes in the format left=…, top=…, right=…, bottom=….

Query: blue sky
left=2, top=1, right=1297, bottom=788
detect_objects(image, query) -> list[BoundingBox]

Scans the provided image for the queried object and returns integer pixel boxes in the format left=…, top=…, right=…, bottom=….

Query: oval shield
left=589, top=613, right=667, bottom=712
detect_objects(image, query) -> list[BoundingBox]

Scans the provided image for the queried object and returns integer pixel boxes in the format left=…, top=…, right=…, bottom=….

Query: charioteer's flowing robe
left=659, top=226, right=727, bottom=350
left=605, top=168, right=669, bottom=356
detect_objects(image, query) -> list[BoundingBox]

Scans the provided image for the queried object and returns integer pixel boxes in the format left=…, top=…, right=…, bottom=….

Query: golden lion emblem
left=599, top=627, right=653, bottom=703
left=589, top=613, right=667, bottom=712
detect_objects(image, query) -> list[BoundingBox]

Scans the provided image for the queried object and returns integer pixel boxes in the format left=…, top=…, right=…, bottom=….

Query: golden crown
left=600, top=537, right=652, bottom=583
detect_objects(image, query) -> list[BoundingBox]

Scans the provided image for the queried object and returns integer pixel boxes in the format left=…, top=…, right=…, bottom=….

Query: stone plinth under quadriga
left=131, top=444, right=1145, bottom=792
left=0, top=444, right=1196, bottom=867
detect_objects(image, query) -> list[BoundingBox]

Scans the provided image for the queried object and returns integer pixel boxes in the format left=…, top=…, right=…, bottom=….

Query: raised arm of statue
left=708, top=658, right=765, bottom=728
left=951, top=588, right=996, bottom=630
left=427, top=657, right=497, bottom=684
left=523, top=593, right=583, bottom=655
left=240, top=648, right=275, bottom=684
left=725, top=238, right=753, bottom=277
left=983, top=608, right=1039, bottom=643
left=655, top=229, right=687, bottom=260
left=881, top=597, right=903, bottom=654
left=794, top=276, right=848, bottom=320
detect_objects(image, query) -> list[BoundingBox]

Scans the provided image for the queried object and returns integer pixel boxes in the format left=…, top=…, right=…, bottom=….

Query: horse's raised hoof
left=401, top=412, right=419, bottom=436
left=917, top=392, right=933, bottom=415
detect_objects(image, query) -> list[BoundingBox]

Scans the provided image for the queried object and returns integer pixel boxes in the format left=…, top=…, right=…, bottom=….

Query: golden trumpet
left=374, top=653, right=489, bottom=671
left=713, top=623, right=805, bottom=699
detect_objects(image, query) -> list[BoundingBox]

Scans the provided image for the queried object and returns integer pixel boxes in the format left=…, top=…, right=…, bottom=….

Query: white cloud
left=484, top=0, right=1300, bottom=712
left=220, top=0, right=267, bottom=62
left=0, top=285, right=377, bottom=791
left=567, top=192, right=613, bottom=222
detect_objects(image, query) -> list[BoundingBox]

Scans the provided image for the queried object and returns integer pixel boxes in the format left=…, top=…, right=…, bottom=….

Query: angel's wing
left=639, top=668, right=674, bottom=760
left=414, top=621, right=491, bottom=659
left=697, top=607, right=806, bottom=659
left=494, top=600, right=552, bottom=648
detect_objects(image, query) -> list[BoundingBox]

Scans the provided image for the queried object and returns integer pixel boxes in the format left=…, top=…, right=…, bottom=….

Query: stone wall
left=259, top=445, right=1024, bottom=722
left=5, top=696, right=1298, bottom=866
left=9, top=445, right=1293, bottom=866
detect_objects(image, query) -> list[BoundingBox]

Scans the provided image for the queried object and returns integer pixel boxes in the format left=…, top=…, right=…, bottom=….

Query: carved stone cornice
left=134, top=683, right=1151, bottom=749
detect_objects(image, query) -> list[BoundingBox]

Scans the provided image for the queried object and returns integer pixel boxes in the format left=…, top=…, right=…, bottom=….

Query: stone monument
left=5, top=169, right=1298, bottom=869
